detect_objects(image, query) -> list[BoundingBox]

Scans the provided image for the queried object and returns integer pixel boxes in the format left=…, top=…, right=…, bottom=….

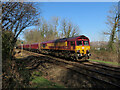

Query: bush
left=2, top=31, right=15, bottom=60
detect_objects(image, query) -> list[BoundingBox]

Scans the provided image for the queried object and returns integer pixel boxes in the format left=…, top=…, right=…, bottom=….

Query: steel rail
left=42, top=52, right=120, bottom=81
left=40, top=56, right=120, bottom=88
left=18, top=49, right=120, bottom=88
left=84, top=63, right=120, bottom=73
left=88, top=62, right=120, bottom=70
left=82, top=63, right=120, bottom=74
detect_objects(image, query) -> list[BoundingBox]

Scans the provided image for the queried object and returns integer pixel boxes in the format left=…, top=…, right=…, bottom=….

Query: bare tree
left=104, top=4, right=120, bottom=64
left=72, top=25, right=79, bottom=37
left=118, top=1, right=120, bottom=64
left=51, top=17, right=59, bottom=38
left=61, top=19, right=79, bottom=38
left=105, top=5, right=119, bottom=51
left=24, top=17, right=80, bottom=43
left=24, top=17, right=60, bottom=43
left=61, top=19, right=67, bottom=38
left=2, top=2, right=39, bottom=58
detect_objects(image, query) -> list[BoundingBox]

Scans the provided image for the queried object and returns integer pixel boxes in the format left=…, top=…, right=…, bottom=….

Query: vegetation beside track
left=2, top=58, right=31, bottom=88
left=16, top=51, right=64, bottom=88
left=90, top=48, right=119, bottom=65
left=30, top=71, right=64, bottom=88
left=2, top=50, right=64, bottom=88
left=16, top=51, right=120, bottom=87
left=88, top=59, right=120, bottom=66
left=3, top=49, right=119, bottom=88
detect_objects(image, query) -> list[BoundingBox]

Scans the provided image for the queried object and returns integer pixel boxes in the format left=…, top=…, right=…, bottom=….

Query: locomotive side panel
left=55, top=41, right=67, bottom=50
left=31, top=43, right=39, bottom=49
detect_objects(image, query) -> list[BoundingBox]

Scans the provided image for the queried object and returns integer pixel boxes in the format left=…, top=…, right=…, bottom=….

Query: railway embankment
left=8, top=49, right=120, bottom=88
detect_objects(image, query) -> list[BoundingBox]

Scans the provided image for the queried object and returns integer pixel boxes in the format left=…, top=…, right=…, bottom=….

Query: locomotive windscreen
left=77, top=41, right=82, bottom=46
left=83, top=41, right=89, bottom=46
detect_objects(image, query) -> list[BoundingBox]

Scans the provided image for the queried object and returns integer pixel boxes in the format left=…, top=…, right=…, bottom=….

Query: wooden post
left=21, top=42, right=23, bottom=57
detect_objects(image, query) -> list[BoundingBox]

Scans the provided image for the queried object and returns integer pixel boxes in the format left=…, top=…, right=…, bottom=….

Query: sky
left=20, top=2, right=117, bottom=42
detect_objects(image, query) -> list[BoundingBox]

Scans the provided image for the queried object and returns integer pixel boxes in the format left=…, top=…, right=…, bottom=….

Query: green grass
left=30, top=71, right=64, bottom=88
left=88, top=59, right=120, bottom=66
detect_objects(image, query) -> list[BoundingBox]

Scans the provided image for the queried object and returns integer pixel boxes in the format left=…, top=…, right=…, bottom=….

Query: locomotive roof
left=41, top=35, right=89, bottom=44
left=67, top=35, right=89, bottom=40
left=55, top=35, right=89, bottom=41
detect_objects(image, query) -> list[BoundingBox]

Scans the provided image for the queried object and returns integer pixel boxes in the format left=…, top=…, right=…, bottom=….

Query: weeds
left=90, top=48, right=118, bottom=63
left=30, top=71, right=64, bottom=88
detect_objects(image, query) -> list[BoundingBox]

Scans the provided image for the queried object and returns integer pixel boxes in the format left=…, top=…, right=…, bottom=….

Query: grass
left=30, top=71, right=64, bottom=88
left=88, top=59, right=120, bottom=66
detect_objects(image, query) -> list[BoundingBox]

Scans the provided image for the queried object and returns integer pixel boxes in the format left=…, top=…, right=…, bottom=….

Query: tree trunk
left=118, top=2, right=120, bottom=64
left=118, top=38, right=120, bottom=64
left=10, top=38, right=17, bottom=59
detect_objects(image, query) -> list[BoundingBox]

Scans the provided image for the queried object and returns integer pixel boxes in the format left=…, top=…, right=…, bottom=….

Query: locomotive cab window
left=43, top=44, right=46, bottom=48
left=70, top=41, right=75, bottom=46
left=83, top=41, right=89, bottom=46
left=77, top=41, right=82, bottom=46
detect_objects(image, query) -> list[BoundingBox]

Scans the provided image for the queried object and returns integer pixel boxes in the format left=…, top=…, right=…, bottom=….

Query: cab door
left=67, top=41, right=70, bottom=50
left=70, top=41, right=75, bottom=50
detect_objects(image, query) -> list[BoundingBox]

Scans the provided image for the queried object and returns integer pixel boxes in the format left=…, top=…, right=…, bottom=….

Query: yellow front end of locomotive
left=75, top=46, right=90, bottom=56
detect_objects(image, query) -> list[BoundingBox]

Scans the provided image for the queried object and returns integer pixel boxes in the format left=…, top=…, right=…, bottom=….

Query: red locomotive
left=17, top=35, right=91, bottom=60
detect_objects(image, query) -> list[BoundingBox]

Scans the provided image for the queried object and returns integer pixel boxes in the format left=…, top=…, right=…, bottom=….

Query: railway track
left=85, top=61, right=120, bottom=71
left=60, top=65, right=120, bottom=88
left=44, top=52, right=120, bottom=79
left=17, top=49, right=120, bottom=88
left=45, top=57, right=120, bottom=88
left=81, top=62, right=120, bottom=76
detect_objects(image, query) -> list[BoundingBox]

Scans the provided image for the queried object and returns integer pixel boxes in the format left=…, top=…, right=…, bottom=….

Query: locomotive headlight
left=82, top=47, right=84, bottom=49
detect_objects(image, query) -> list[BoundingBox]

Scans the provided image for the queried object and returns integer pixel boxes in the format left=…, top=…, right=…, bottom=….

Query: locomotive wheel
left=85, top=55, right=89, bottom=60
left=73, top=53, right=79, bottom=61
left=85, top=55, right=87, bottom=60
left=87, top=56, right=89, bottom=59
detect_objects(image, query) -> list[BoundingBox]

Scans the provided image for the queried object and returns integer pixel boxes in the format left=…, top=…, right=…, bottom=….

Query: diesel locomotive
left=18, top=35, right=91, bottom=60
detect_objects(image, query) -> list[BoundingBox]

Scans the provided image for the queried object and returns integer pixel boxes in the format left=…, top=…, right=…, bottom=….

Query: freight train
left=17, top=35, right=91, bottom=60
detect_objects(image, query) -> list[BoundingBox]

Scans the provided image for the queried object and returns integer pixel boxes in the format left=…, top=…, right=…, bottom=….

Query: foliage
left=30, top=71, right=64, bottom=88
left=61, top=19, right=79, bottom=38
left=88, top=59, right=120, bottom=66
left=90, top=47, right=118, bottom=63
left=105, top=5, right=119, bottom=52
left=2, top=2, right=39, bottom=59
left=2, top=31, right=14, bottom=59
left=2, top=2, right=40, bottom=89
left=2, top=59, right=31, bottom=88
left=16, top=39, right=26, bottom=46
left=24, top=17, right=59, bottom=43
left=24, top=17, right=80, bottom=43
